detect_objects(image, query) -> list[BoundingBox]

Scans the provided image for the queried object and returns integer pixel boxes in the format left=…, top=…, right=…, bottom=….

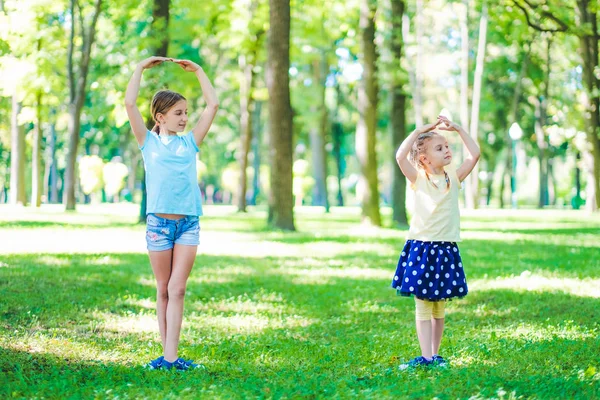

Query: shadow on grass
left=1, top=250, right=599, bottom=399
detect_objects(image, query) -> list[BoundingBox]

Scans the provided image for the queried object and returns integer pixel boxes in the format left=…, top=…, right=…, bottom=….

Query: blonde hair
left=409, top=131, right=450, bottom=190
left=150, top=90, right=186, bottom=134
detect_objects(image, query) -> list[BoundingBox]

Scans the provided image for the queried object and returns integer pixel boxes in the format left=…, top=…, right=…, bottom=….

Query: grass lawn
left=0, top=204, right=599, bottom=399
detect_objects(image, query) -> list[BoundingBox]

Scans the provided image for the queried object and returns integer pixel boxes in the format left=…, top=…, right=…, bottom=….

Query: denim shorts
left=145, top=213, right=200, bottom=251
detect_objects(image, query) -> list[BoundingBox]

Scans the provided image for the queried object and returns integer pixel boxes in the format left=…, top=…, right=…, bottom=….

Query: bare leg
left=416, top=320, right=433, bottom=359
left=431, top=317, right=445, bottom=355
left=164, top=244, right=197, bottom=362
left=148, top=249, right=173, bottom=351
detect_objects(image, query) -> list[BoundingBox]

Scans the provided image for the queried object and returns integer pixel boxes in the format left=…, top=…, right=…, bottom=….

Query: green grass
left=1, top=205, right=599, bottom=399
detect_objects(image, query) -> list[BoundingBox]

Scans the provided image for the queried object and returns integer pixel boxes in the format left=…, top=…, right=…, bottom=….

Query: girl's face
left=157, top=100, right=188, bottom=132
left=421, top=135, right=452, bottom=170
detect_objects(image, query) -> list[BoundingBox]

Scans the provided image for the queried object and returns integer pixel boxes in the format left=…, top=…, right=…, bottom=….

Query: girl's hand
left=173, top=59, right=201, bottom=72
left=138, top=56, right=171, bottom=70
left=437, top=115, right=461, bottom=132
left=416, top=117, right=444, bottom=134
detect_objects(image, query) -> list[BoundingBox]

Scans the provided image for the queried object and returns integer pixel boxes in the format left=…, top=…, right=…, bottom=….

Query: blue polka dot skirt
left=391, top=240, right=468, bottom=301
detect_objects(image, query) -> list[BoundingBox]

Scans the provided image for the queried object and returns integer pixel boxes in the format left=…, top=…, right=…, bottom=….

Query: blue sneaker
left=162, top=357, right=205, bottom=371
left=432, top=355, right=448, bottom=367
left=399, top=356, right=432, bottom=370
left=144, top=356, right=164, bottom=370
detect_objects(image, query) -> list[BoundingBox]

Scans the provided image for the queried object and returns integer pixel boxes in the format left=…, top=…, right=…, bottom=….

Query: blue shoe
left=432, top=355, right=448, bottom=367
left=144, top=356, right=164, bottom=370
left=163, top=357, right=205, bottom=371
left=399, top=356, right=432, bottom=370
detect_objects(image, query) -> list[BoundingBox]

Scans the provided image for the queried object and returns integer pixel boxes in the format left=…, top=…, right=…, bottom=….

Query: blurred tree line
left=0, top=0, right=598, bottom=230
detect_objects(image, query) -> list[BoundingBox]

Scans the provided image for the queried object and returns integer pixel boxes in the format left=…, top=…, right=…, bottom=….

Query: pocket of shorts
left=187, top=219, right=200, bottom=233
left=146, top=214, right=164, bottom=228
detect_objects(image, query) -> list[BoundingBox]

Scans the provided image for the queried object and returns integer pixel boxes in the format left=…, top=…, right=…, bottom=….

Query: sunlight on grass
left=2, top=334, right=123, bottom=363
left=199, top=232, right=396, bottom=258
left=471, top=272, right=600, bottom=298
left=192, top=292, right=289, bottom=315
left=187, top=313, right=315, bottom=334
left=2, top=205, right=599, bottom=398
left=37, top=255, right=72, bottom=267
left=489, top=321, right=598, bottom=342
left=100, top=312, right=158, bottom=334
left=345, top=300, right=398, bottom=314
left=275, top=265, right=390, bottom=283
left=188, top=266, right=257, bottom=285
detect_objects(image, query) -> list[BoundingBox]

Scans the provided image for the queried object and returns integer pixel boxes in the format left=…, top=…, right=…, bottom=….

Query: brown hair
left=150, top=90, right=186, bottom=134
left=409, top=131, right=450, bottom=190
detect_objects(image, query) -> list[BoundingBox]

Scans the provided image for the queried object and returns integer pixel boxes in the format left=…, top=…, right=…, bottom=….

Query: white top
left=407, top=164, right=461, bottom=242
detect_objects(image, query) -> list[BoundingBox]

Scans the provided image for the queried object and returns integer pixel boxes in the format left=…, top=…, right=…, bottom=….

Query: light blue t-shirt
left=139, top=130, right=203, bottom=216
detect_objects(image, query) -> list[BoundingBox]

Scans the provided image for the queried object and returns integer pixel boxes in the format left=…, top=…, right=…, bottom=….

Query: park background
left=1, top=0, right=599, bottom=399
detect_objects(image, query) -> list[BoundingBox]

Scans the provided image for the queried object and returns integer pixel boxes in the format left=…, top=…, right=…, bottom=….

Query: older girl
left=125, top=56, right=219, bottom=370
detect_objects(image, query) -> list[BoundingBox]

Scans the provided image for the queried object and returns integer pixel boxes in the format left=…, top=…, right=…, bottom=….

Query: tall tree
left=465, top=1, right=488, bottom=208
left=309, top=54, right=330, bottom=211
left=32, top=91, right=43, bottom=207
left=413, top=0, right=424, bottom=127
left=576, top=0, right=600, bottom=211
left=390, top=0, right=408, bottom=225
left=236, top=0, right=265, bottom=212
left=356, top=0, right=381, bottom=226
left=267, top=0, right=295, bottom=230
left=9, top=94, right=26, bottom=205
left=64, top=0, right=103, bottom=210
left=536, top=37, right=552, bottom=207
left=139, top=0, right=171, bottom=222
left=514, top=0, right=600, bottom=210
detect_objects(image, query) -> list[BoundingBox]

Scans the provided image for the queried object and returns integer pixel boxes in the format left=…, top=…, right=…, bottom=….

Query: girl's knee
left=415, top=298, right=434, bottom=321
left=156, top=286, right=169, bottom=300
left=167, top=285, right=186, bottom=299
left=432, top=301, right=446, bottom=319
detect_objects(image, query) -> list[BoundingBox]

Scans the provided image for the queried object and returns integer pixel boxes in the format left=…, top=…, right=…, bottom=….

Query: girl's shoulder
left=444, top=164, right=461, bottom=185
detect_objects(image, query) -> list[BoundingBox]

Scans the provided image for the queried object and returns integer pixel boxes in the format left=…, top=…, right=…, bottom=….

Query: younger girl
left=125, top=56, right=219, bottom=370
left=392, top=115, right=480, bottom=369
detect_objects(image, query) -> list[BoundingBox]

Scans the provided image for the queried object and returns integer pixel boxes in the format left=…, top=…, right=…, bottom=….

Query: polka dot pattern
left=391, top=239, right=468, bottom=301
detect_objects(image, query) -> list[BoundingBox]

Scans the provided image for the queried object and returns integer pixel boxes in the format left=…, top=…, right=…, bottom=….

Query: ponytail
left=152, top=123, right=160, bottom=134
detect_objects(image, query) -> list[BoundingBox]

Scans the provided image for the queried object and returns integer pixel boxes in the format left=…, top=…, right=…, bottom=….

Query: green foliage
left=102, top=160, right=128, bottom=197
left=0, top=0, right=596, bottom=208
left=78, top=155, right=104, bottom=195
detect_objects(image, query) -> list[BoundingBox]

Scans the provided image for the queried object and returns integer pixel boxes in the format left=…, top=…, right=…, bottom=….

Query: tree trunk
left=267, top=0, right=295, bottom=230
left=310, top=56, right=329, bottom=210
left=459, top=0, right=469, bottom=131
left=500, top=48, right=529, bottom=207
left=465, top=1, right=488, bottom=209
left=9, top=94, right=26, bottom=206
left=237, top=54, right=255, bottom=212
left=536, top=38, right=551, bottom=208
left=250, top=101, right=263, bottom=205
left=32, top=92, right=43, bottom=207
left=46, top=115, right=59, bottom=203
left=356, top=0, right=381, bottom=226
left=139, top=0, right=171, bottom=222
left=414, top=0, right=423, bottom=127
left=390, top=0, right=408, bottom=226
left=577, top=0, right=600, bottom=211
left=64, top=0, right=102, bottom=210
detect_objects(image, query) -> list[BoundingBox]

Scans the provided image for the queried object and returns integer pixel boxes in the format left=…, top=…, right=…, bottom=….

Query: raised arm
left=125, top=56, right=170, bottom=146
left=438, top=115, right=480, bottom=182
left=173, top=59, right=219, bottom=147
left=396, top=118, right=444, bottom=183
